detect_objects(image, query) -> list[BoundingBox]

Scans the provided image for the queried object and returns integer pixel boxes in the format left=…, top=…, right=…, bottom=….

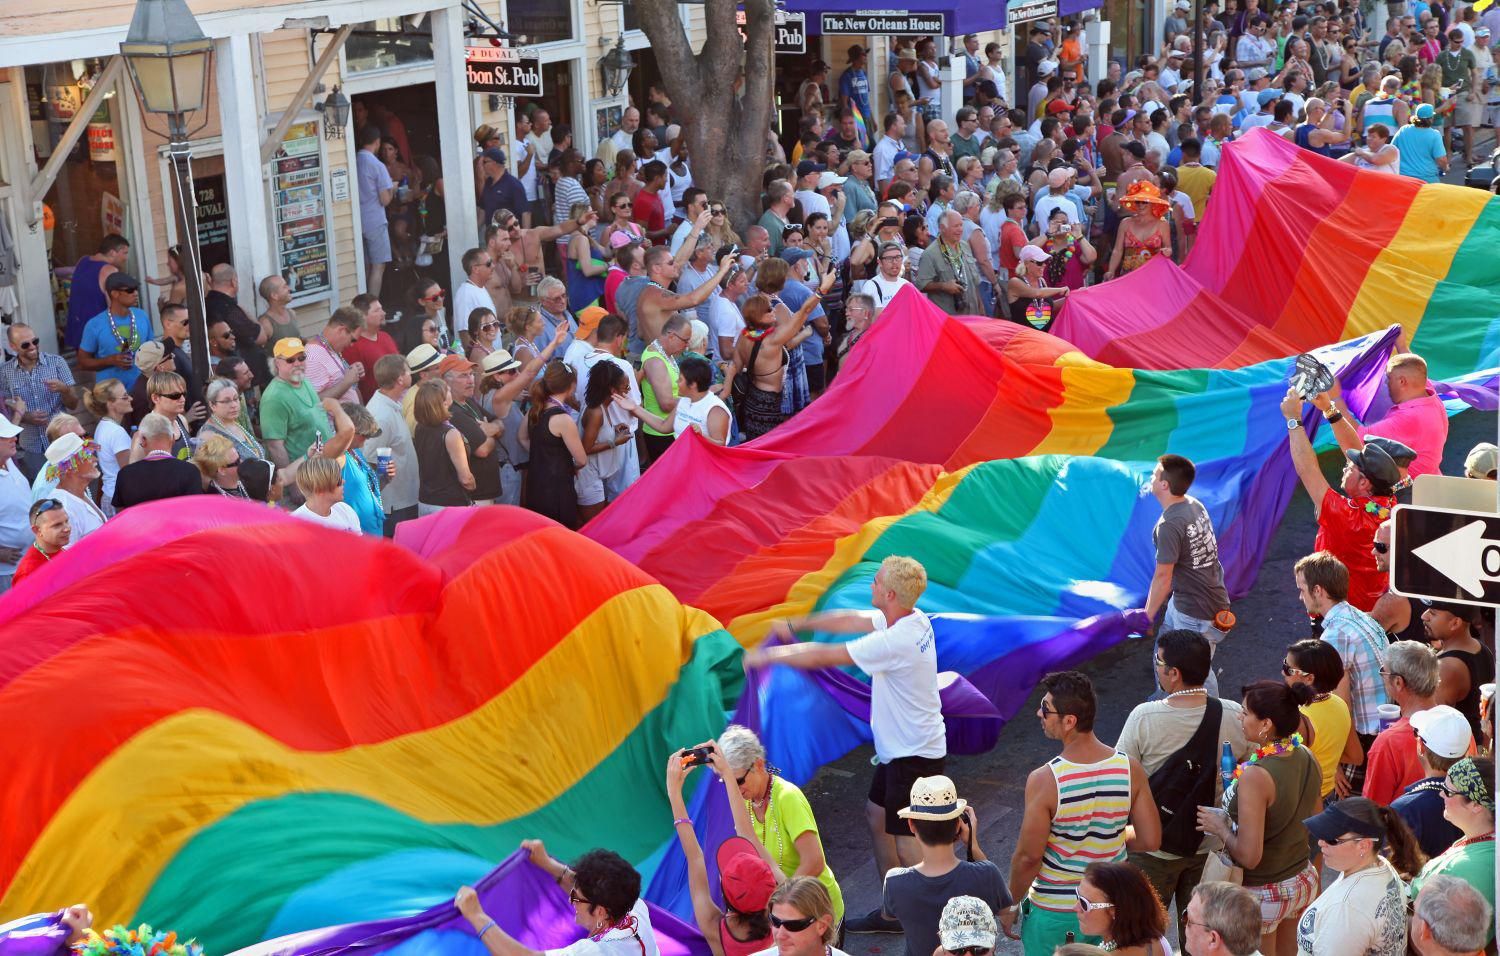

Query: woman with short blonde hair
left=290, top=455, right=362, bottom=532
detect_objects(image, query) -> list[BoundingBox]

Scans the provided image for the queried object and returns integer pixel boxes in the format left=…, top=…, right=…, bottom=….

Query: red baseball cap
left=1047, top=99, right=1074, bottom=115
left=715, top=836, right=776, bottom=913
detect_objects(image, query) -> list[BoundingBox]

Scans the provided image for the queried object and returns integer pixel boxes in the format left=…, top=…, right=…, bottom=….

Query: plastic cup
left=375, top=447, right=392, bottom=472
left=1377, top=703, right=1401, bottom=730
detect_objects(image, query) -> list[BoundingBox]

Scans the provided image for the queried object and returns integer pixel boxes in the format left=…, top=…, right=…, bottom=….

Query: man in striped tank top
left=1001, top=671, right=1161, bottom=954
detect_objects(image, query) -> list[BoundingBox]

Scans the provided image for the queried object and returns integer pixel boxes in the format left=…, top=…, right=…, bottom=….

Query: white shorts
left=574, top=455, right=616, bottom=506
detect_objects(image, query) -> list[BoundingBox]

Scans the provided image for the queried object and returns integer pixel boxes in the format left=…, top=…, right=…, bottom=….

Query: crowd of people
left=5, top=6, right=1499, bottom=956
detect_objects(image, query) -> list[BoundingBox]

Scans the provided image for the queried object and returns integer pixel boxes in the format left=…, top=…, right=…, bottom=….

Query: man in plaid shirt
left=0, top=324, right=77, bottom=478
left=1294, top=549, right=1390, bottom=796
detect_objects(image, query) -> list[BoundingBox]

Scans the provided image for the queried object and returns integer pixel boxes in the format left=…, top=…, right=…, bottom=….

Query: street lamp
left=598, top=37, right=635, bottom=99
left=316, top=85, right=351, bottom=139
left=120, top=0, right=214, bottom=396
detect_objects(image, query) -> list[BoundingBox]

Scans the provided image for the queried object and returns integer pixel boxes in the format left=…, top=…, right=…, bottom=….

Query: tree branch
left=635, top=0, right=704, bottom=113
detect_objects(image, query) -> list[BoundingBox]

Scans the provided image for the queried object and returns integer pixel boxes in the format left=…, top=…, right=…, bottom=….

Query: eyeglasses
left=479, top=259, right=494, bottom=267
left=15, top=339, right=38, bottom=349
left=1040, top=705, right=1064, bottom=717
left=157, top=391, right=186, bottom=400
left=480, top=323, right=501, bottom=332
left=422, top=291, right=446, bottom=301
left=1317, top=834, right=1368, bottom=846
left=769, top=915, right=817, bottom=932
left=224, top=458, right=241, bottom=468
left=569, top=889, right=594, bottom=907
left=282, top=355, right=308, bottom=364
left=212, top=396, right=239, bottom=405
left=1281, top=661, right=1310, bottom=676
left=1438, top=782, right=1464, bottom=798
left=1076, top=895, right=1115, bottom=913
left=1372, top=541, right=1390, bottom=554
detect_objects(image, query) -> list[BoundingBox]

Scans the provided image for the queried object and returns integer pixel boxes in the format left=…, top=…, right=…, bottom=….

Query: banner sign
left=466, top=46, right=544, bottom=97
left=820, top=11, right=946, bottom=34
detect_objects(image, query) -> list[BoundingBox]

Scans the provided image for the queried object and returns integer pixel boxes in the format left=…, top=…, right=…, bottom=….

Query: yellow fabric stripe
left=1340, top=185, right=1488, bottom=342
left=725, top=465, right=978, bottom=645
left=2, top=585, right=718, bottom=928
left=1026, top=366, right=1137, bottom=456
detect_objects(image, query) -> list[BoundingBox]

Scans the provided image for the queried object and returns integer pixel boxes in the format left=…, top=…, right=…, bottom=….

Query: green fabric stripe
left=1095, top=369, right=1207, bottom=461
left=134, top=628, right=745, bottom=955
left=1410, top=197, right=1500, bottom=380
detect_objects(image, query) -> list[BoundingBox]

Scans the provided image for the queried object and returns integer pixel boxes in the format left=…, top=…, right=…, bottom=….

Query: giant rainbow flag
left=0, top=129, right=1496, bottom=956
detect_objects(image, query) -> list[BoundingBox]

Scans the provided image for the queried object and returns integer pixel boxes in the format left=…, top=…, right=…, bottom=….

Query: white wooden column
left=431, top=3, right=478, bottom=296
left=1087, top=20, right=1111, bottom=89
left=216, top=33, right=275, bottom=315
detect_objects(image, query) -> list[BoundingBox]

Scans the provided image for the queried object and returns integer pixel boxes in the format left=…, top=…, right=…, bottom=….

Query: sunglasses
left=769, top=915, right=816, bottom=932
left=34, top=499, right=63, bottom=516
left=569, top=889, right=593, bottom=907
left=1316, top=834, right=1368, bottom=846
left=480, top=323, right=501, bottom=332
left=1076, top=896, right=1115, bottom=913
left=423, top=291, right=446, bottom=301
left=283, top=355, right=308, bottom=364
left=1438, top=782, right=1464, bottom=798
left=224, top=458, right=241, bottom=468
left=157, top=391, right=186, bottom=400
left=1281, top=661, right=1310, bottom=677
left=1372, top=540, right=1390, bottom=554
left=711, top=207, right=726, bottom=215
left=15, top=339, right=38, bottom=349
left=948, top=949, right=991, bottom=956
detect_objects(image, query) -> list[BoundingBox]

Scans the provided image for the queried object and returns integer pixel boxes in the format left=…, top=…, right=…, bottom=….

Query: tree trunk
left=633, top=0, right=775, bottom=238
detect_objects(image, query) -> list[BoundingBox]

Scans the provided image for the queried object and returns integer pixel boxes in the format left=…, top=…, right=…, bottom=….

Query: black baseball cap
left=795, top=159, right=826, bottom=179
left=105, top=272, right=140, bottom=293
left=1346, top=443, right=1400, bottom=486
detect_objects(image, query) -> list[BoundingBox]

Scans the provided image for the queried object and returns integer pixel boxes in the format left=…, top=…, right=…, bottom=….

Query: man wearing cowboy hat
left=877, top=776, right=1009, bottom=952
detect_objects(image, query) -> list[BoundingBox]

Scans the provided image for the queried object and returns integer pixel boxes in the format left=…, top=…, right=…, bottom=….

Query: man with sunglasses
left=0, top=324, right=76, bottom=479
left=261, top=338, right=336, bottom=471
left=78, top=272, right=154, bottom=392
left=1362, top=640, right=1442, bottom=805
left=12, top=494, right=68, bottom=586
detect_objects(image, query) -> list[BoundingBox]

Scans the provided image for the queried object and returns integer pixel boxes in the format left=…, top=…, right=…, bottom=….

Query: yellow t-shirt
left=1176, top=164, right=1217, bottom=224
left=1301, top=693, right=1352, bottom=797
left=749, top=776, right=845, bottom=922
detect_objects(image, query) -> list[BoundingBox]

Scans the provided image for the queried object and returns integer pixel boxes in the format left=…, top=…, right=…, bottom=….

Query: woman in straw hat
left=1104, top=180, right=1173, bottom=280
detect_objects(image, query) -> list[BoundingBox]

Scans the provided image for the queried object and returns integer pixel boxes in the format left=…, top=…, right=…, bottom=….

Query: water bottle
left=1220, top=741, right=1235, bottom=789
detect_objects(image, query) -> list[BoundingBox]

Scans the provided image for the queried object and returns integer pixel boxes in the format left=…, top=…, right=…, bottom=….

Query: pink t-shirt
left=1360, top=386, right=1449, bottom=478
left=305, top=338, right=358, bottom=404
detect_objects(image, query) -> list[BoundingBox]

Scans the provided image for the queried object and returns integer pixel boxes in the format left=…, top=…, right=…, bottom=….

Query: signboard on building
left=267, top=119, right=331, bottom=299
left=736, top=9, right=807, bottom=55
left=194, top=174, right=232, bottom=270
left=1391, top=504, right=1500, bottom=607
left=465, top=46, right=544, bottom=97
left=820, top=11, right=946, bottom=34
left=1007, top=0, right=1059, bottom=25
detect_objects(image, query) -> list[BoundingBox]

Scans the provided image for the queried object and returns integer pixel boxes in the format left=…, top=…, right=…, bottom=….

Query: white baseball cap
left=1411, top=705, right=1473, bottom=759
left=0, top=416, right=20, bottom=440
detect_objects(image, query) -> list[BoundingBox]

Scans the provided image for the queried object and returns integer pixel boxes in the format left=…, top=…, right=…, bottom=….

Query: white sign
left=330, top=167, right=350, bottom=203
left=1007, top=0, right=1059, bottom=25
left=820, top=11, right=947, bottom=35
left=1392, top=503, right=1500, bottom=606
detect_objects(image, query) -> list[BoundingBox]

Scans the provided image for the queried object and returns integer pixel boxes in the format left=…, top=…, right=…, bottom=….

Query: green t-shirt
left=1410, top=837, right=1495, bottom=942
left=749, top=776, right=845, bottom=922
left=259, top=377, right=333, bottom=460
left=1437, top=48, right=1478, bottom=90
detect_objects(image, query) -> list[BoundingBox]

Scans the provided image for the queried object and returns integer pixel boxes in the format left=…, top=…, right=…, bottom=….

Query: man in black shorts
left=743, top=555, right=947, bottom=933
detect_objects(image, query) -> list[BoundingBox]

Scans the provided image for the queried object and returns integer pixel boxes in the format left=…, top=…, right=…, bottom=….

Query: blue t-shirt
left=1390, top=777, right=1463, bottom=859
left=356, top=148, right=393, bottom=230
left=764, top=277, right=827, bottom=366
left=1392, top=125, right=1446, bottom=183
left=79, top=308, right=154, bottom=390
left=341, top=450, right=384, bottom=535
left=481, top=172, right=528, bottom=227
left=839, top=67, right=871, bottom=129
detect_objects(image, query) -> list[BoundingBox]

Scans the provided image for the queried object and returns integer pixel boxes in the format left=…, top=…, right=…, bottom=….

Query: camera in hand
left=681, top=745, right=714, bottom=767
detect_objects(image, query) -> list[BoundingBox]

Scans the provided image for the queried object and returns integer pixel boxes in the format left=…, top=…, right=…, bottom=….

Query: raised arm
left=1280, top=388, right=1333, bottom=518
left=665, top=754, right=729, bottom=955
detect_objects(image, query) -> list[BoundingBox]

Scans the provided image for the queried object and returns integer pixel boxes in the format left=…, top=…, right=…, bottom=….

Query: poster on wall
left=194, top=174, right=232, bottom=270
left=267, top=119, right=331, bottom=300
left=101, top=192, right=125, bottom=237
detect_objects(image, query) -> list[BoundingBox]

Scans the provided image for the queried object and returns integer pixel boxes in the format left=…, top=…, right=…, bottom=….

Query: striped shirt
left=1320, top=600, right=1390, bottom=735
left=1028, top=750, right=1132, bottom=912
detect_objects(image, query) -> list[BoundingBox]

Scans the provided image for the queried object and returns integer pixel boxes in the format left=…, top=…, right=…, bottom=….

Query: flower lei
left=1362, top=498, right=1393, bottom=520
left=44, top=440, right=100, bottom=483
left=73, top=925, right=203, bottom=956
left=1232, top=733, right=1304, bottom=781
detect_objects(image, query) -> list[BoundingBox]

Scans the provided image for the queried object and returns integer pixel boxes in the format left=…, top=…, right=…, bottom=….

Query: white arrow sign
left=1412, top=519, right=1500, bottom=597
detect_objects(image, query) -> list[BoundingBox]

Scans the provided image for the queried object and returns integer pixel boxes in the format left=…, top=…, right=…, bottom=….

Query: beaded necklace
left=746, top=775, right=786, bottom=867
left=210, top=417, right=265, bottom=459
left=349, top=449, right=383, bottom=509
left=1168, top=687, right=1208, bottom=699
left=213, top=481, right=250, bottom=499
left=108, top=311, right=143, bottom=357
left=1452, top=831, right=1496, bottom=849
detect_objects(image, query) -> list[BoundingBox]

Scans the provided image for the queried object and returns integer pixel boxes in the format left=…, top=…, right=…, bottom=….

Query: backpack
left=1147, top=698, right=1223, bottom=857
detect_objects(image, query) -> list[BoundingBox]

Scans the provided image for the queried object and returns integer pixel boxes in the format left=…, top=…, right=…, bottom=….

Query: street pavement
left=805, top=409, right=1493, bottom=956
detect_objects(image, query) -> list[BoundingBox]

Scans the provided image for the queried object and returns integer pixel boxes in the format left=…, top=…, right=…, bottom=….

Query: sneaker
left=844, top=909, right=903, bottom=934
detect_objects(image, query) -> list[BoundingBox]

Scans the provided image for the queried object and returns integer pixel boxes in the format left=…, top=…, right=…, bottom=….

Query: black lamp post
left=316, top=85, right=351, bottom=139
left=120, top=0, right=214, bottom=396
left=599, top=37, right=635, bottom=99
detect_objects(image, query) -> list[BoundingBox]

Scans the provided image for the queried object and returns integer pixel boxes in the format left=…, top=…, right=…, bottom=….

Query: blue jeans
left=1156, top=598, right=1228, bottom=698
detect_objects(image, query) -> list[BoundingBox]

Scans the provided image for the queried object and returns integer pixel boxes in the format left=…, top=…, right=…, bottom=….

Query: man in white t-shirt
left=512, top=112, right=538, bottom=215
left=745, top=554, right=946, bottom=932
left=457, top=843, right=661, bottom=956
left=858, top=241, right=914, bottom=315
left=454, top=248, right=496, bottom=342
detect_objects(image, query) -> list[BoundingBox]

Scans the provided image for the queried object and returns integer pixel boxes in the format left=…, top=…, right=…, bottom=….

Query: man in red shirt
left=12, top=498, right=70, bottom=587
left=341, top=293, right=399, bottom=403
left=631, top=160, right=672, bottom=245
left=1282, top=387, right=1399, bottom=612
left=1362, top=641, right=1442, bottom=805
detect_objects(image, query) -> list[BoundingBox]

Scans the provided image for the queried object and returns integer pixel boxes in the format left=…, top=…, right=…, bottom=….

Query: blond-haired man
left=744, top=555, right=945, bottom=932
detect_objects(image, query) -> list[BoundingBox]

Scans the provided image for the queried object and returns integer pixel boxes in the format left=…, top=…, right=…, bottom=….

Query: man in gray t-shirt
left=1143, top=454, right=1231, bottom=694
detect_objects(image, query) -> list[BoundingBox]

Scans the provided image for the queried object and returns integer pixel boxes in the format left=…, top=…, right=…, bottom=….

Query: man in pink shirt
left=304, top=307, right=364, bottom=404
left=1326, top=352, right=1449, bottom=478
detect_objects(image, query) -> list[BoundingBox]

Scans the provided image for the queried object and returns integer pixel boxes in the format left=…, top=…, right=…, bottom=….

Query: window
left=345, top=19, right=434, bottom=74
left=508, top=0, right=575, bottom=45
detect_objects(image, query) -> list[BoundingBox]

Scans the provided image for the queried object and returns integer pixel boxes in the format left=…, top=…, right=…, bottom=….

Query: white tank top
left=672, top=392, right=731, bottom=443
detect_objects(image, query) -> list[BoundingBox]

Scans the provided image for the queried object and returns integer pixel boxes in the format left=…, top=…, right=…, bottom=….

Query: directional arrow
left=1412, top=519, right=1500, bottom=598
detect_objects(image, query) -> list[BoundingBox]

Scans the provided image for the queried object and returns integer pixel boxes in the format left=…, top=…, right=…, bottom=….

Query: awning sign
left=1007, top=0, right=1059, bottom=24
left=819, top=11, right=947, bottom=34
left=737, top=9, right=807, bottom=54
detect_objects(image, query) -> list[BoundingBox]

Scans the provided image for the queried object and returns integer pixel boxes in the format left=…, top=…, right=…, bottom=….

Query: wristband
left=1324, top=410, right=1343, bottom=424
left=673, top=817, right=692, bottom=827
left=477, top=920, right=497, bottom=938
